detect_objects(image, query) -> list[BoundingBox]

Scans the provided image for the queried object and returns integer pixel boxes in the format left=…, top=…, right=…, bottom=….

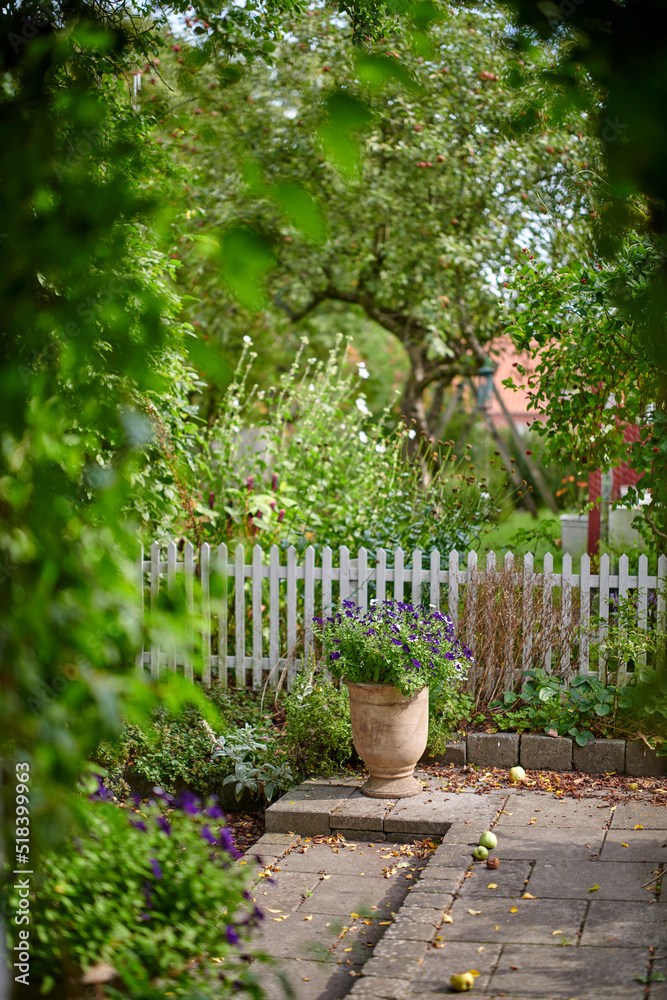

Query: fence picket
left=637, top=553, right=649, bottom=670
left=137, top=542, right=661, bottom=693
left=543, top=552, right=553, bottom=673
left=598, top=553, right=610, bottom=685
left=150, top=541, right=160, bottom=679
left=217, top=543, right=229, bottom=688
left=579, top=554, right=590, bottom=674
left=394, top=548, right=404, bottom=602
left=466, top=551, right=477, bottom=652
left=561, top=553, right=572, bottom=674
left=304, top=545, right=315, bottom=664
left=269, top=544, right=280, bottom=688
left=358, top=547, right=368, bottom=612
left=430, top=549, right=440, bottom=610
left=286, top=545, right=297, bottom=684
left=412, top=548, right=422, bottom=608
left=340, top=545, right=350, bottom=604
left=504, top=551, right=514, bottom=674
left=322, top=546, right=332, bottom=616
left=201, top=542, right=211, bottom=687
left=252, top=544, right=263, bottom=689
left=658, top=554, right=667, bottom=634
left=234, top=544, right=245, bottom=688
left=376, top=548, right=387, bottom=606
left=616, top=554, right=630, bottom=685
left=522, top=552, right=534, bottom=672
left=449, top=550, right=459, bottom=629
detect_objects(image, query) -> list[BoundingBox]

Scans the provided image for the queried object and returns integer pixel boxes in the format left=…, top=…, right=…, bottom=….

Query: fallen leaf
left=510, top=965, right=519, bottom=970
left=487, top=883, right=498, bottom=889
left=528, top=818, right=536, bottom=825
left=522, top=893, right=537, bottom=899
left=477, top=946, right=485, bottom=952
left=350, top=913, right=360, bottom=919
left=467, top=909, right=482, bottom=915
left=304, top=915, right=312, bottom=921
left=266, top=909, right=283, bottom=914
left=587, top=885, right=600, bottom=893
left=468, top=970, right=481, bottom=977
left=442, top=914, right=453, bottom=923
left=321, top=875, right=332, bottom=880
left=553, top=930, right=563, bottom=936
left=379, top=921, right=392, bottom=926
left=344, top=947, right=353, bottom=952
left=622, top=843, right=629, bottom=848
left=510, top=907, right=518, bottom=913
left=302, top=977, right=310, bottom=981
left=634, top=824, right=644, bottom=830
left=495, top=925, right=499, bottom=930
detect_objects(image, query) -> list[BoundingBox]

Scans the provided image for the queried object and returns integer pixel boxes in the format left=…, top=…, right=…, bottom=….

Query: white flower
left=243, top=335, right=253, bottom=344
left=357, top=362, right=370, bottom=379
left=309, top=383, right=315, bottom=391
left=375, top=442, right=386, bottom=453
left=359, top=430, right=368, bottom=444
left=408, top=429, right=416, bottom=440
left=355, top=396, right=372, bottom=416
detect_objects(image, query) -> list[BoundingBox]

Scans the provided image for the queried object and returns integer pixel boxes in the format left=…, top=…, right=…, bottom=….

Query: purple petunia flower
left=330, top=651, right=341, bottom=660
left=150, top=858, right=163, bottom=880
left=130, top=818, right=147, bottom=832
left=176, top=790, right=201, bottom=816
left=156, top=816, right=171, bottom=836
left=207, top=803, right=226, bottom=820
left=411, top=659, right=422, bottom=669
left=218, top=826, right=242, bottom=858
left=142, top=881, right=153, bottom=908
left=225, top=925, right=241, bottom=946
left=201, top=825, right=218, bottom=846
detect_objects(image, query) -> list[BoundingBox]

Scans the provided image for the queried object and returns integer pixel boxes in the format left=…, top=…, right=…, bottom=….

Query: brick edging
left=423, top=733, right=666, bottom=777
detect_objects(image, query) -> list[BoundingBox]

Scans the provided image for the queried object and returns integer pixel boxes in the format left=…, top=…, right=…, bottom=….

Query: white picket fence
left=136, top=543, right=667, bottom=690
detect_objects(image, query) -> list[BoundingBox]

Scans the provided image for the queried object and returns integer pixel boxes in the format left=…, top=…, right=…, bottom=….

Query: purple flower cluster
left=312, top=598, right=474, bottom=694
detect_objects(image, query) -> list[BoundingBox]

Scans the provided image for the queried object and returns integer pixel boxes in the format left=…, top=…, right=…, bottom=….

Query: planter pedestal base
left=360, top=773, right=422, bottom=798
left=346, top=682, right=429, bottom=800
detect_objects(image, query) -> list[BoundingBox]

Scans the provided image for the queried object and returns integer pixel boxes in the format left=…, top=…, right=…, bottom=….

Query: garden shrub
left=92, top=704, right=225, bottom=798
left=427, top=691, right=479, bottom=754
left=213, top=723, right=295, bottom=803
left=283, top=662, right=355, bottom=775
left=4, top=783, right=263, bottom=998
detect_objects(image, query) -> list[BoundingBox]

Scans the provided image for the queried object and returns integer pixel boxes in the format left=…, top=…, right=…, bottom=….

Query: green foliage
left=196, top=336, right=501, bottom=555
left=153, top=2, right=598, bottom=441
left=312, top=599, right=472, bottom=698
left=283, top=661, right=355, bottom=774
left=504, top=237, right=667, bottom=544
left=594, top=594, right=667, bottom=673
left=3, top=790, right=260, bottom=997
left=488, top=667, right=666, bottom=749
left=213, top=724, right=295, bottom=802
left=426, top=691, right=478, bottom=754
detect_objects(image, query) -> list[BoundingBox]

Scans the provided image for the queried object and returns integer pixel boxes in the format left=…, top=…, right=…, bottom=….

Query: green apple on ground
left=473, top=845, right=488, bottom=860
left=479, top=830, right=497, bottom=850
left=509, top=766, right=526, bottom=782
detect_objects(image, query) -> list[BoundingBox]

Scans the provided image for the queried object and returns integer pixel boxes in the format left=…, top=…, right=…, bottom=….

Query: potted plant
left=311, top=599, right=473, bottom=798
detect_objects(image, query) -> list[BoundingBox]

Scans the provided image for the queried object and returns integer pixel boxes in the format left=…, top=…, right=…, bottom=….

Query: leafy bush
left=213, top=724, right=295, bottom=803
left=3, top=784, right=263, bottom=997
left=312, top=599, right=473, bottom=698
left=282, top=663, right=355, bottom=775
left=489, top=667, right=666, bottom=748
left=427, top=691, right=479, bottom=754
left=93, top=704, right=226, bottom=798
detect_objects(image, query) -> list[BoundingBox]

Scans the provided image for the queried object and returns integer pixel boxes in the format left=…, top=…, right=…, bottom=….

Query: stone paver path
left=244, top=776, right=666, bottom=1000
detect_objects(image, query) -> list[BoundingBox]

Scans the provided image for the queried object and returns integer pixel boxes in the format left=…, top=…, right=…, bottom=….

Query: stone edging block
left=419, top=734, right=663, bottom=777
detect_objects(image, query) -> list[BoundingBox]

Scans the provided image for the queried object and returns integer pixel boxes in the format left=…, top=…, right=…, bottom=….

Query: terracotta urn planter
left=345, top=682, right=429, bottom=798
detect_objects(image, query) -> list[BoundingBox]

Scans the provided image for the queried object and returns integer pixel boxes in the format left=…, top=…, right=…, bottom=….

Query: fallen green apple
left=478, top=830, right=497, bottom=850
left=450, top=972, right=474, bottom=992
left=473, top=845, right=488, bottom=860
left=509, top=766, right=526, bottom=783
